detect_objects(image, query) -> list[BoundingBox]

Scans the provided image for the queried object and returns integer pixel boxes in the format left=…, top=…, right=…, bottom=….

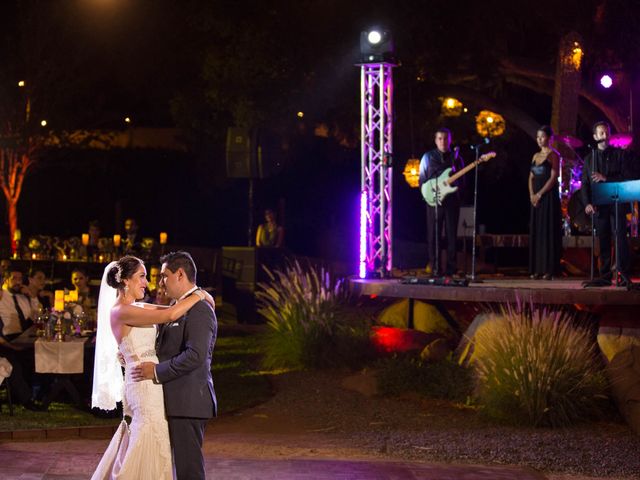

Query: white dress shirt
left=0, top=290, right=40, bottom=337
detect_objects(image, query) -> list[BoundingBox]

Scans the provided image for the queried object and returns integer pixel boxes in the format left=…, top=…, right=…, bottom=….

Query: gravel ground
left=238, top=369, right=640, bottom=480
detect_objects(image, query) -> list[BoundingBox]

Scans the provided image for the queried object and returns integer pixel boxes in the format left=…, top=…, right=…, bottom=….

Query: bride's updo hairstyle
left=106, top=256, right=144, bottom=290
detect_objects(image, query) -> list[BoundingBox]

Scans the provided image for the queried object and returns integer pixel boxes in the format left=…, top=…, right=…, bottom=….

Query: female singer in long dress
left=528, top=125, right=562, bottom=280
left=91, top=256, right=212, bottom=480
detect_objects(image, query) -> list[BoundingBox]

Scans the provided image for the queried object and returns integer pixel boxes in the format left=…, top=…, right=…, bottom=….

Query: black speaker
left=225, top=127, right=282, bottom=178
left=225, top=127, right=256, bottom=178
left=254, top=130, right=283, bottom=178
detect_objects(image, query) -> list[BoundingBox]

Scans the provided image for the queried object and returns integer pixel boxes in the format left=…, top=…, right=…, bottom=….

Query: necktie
left=12, top=294, right=32, bottom=332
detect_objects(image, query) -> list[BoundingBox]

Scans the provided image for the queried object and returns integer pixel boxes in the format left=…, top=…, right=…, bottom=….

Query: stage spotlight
left=367, top=31, right=382, bottom=45
left=360, top=29, right=394, bottom=63
left=600, top=74, right=613, bottom=89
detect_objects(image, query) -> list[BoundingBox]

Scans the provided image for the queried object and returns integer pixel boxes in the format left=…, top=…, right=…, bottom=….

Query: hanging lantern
left=568, top=41, right=583, bottom=71
left=475, top=110, right=506, bottom=137
left=403, top=158, right=421, bottom=188
left=440, top=97, right=463, bottom=117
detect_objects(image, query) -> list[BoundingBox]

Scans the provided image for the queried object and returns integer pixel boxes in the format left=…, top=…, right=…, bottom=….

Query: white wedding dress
left=92, top=326, right=173, bottom=480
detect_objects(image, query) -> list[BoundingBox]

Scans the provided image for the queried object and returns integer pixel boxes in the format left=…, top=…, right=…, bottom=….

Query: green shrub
left=471, top=305, right=608, bottom=427
left=256, top=260, right=374, bottom=370
left=376, top=353, right=473, bottom=402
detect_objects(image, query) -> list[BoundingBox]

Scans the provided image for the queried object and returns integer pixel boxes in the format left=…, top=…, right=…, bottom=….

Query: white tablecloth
left=35, top=338, right=87, bottom=374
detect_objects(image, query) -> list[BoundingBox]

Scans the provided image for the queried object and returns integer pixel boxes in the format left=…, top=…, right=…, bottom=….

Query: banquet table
left=35, top=337, right=89, bottom=408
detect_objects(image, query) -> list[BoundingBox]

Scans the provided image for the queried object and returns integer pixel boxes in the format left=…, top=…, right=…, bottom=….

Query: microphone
left=587, top=139, right=607, bottom=149
left=470, top=138, right=490, bottom=150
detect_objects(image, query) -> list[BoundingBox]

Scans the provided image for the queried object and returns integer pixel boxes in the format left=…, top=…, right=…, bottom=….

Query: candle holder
left=53, top=317, right=65, bottom=342
left=113, top=235, right=122, bottom=259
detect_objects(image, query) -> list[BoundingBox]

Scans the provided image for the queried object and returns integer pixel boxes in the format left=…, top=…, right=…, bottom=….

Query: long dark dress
left=529, top=158, right=562, bottom=276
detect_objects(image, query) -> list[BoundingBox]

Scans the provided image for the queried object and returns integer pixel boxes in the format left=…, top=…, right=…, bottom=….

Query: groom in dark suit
left=132, top=251, right=217, bottom=479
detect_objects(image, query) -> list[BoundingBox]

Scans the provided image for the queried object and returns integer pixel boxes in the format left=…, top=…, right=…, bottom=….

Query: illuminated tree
left=0, top=1, right=94, bottom=248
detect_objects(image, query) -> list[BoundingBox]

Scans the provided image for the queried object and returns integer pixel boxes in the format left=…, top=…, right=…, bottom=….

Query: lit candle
left=54, top=290, right=65, bottom=312
left=82, top=233, right=89, bottom=246
left=62, top=254, right=67, bottom=261
left=159, top=232, right=168, bottom=245
left=113, top=234, right=121, bottom=248
left=68, top=290, right=78, bottom=303
left=13, top=229, right=21, bottom=241
left=98, top=254, right=104, bottom=263
left=31, top=252, right=37, bottom=260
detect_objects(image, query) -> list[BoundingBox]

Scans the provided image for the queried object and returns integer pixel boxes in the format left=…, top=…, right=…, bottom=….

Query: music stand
left=590, top=179, right=640, bottom=289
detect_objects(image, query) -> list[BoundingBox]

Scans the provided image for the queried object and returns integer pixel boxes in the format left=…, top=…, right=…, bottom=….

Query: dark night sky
left=2, top=0, right=640, bottom=265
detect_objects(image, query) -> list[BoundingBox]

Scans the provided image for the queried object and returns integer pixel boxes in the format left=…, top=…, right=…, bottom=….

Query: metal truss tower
left=359, top=62, right=395, bottom=278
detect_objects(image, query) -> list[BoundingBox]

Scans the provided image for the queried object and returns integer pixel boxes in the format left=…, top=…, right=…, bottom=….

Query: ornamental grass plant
left=256, top=260, right=374, bottom=370
left=471, top=303, right=608, bottom=427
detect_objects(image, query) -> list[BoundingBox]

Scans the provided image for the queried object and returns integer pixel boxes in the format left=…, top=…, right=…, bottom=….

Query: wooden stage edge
left=349, top=277, right=640, bottom=306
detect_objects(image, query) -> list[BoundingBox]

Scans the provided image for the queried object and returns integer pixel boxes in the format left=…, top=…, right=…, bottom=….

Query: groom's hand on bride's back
left=131, top=362, right=157, bottom=382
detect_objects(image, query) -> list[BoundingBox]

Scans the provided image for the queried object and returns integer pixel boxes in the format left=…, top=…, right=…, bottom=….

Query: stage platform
left=350, top=277, right=640, bottom=306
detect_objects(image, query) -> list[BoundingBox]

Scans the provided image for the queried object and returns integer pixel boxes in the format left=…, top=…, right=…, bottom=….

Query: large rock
left=420, top=337, right=451, bottom=362
left=377, top=299, right=456, bottom=337
left=606, top=346, right=640, bottom=434
left=455, top=313, right=494, bottom=366
left=598, top=327, right=640, bottom=363
left=598, top=327, right=640, bottom=434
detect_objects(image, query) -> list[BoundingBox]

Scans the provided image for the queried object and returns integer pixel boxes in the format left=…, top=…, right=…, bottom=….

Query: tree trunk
left=7, top=200, right=18, bottom=254
left=0, top=147, right=34, bottom=254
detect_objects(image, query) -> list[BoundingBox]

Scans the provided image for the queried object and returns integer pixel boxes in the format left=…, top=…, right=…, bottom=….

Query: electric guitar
left=421, top=151, right=496, bottom=206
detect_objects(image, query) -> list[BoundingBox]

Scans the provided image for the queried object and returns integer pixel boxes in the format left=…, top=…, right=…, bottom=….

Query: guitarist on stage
left=419, top=127, right=465, bottom=276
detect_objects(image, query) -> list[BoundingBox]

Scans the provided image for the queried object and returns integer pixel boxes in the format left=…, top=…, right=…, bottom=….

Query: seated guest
left=0, top=269, right=44, bottom=410
left=124, top=217, right=141, bottom=254
left=87, top=220, right=102, bottom=258
left=143, top=265, right=170, bottom=306
left=154, top=282, right=171, bottom=306
left=0, top=340, right=43, bottom=410
left=71, top=269, right=96, bottom=310
left=0, top=259, right=11, bottom=286
left=88, top=220, right=101, bottom=247
left=26, top=268, right=53, bottom=310
left=143, top=265, right=162, bottom=303
left=0, top=269, right=39, bottom=340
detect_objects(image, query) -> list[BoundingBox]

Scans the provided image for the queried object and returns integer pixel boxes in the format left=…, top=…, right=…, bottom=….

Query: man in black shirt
left=580, top=121, right=635, bottom=284
left=419, top=128, right=465, bottom=276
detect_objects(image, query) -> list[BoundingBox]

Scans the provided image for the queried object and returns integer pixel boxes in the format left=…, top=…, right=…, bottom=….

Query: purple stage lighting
left=359, top=190, right=367, bottom=279
left=600, top=74, right=613, bottom=89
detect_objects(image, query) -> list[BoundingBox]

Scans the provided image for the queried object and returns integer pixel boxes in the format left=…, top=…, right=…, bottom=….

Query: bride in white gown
left=91, top=256, right=210, bottom=480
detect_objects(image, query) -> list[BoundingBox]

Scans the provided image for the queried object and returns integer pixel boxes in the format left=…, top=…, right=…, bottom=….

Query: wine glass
left=35, top=306, right=49, bottom=337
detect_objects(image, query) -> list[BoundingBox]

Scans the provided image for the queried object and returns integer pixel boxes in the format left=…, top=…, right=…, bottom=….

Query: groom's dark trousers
left=156, top=300, right=217, bottom=480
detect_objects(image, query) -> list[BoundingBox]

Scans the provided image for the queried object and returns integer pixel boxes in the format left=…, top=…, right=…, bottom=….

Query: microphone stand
left=613, top=193, right=627, bottom=288
left=589, top=145, right=595, bottom=282
left=582, top=146, right=611, bottom=288
left=434, top=178, right=440, bottom=277
left=468, top=144, right=483, bottom=283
